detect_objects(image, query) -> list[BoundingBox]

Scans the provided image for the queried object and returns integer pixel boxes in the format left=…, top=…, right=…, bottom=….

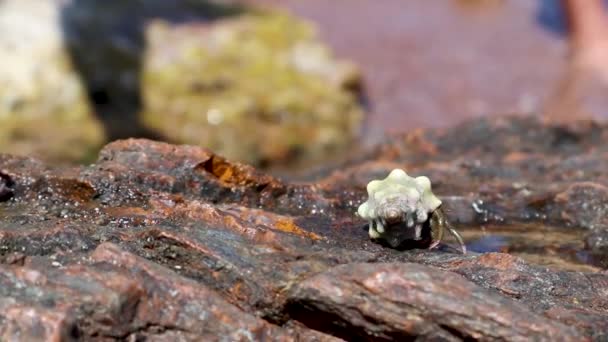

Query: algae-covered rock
left=0, top=0, right=104, bottom=163
left=0, top=0, right=364, bottom=168
left=142, top=11, right=364, bottom=166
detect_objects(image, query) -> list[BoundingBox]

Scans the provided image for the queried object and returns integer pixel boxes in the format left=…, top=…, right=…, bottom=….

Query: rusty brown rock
left=88, top=243, right=292, bottom=340
left=396, top=252, right=608, bottom=338
left=0, top=242, right=298, bottom=341
left=2, top=117, right=608, bottom=340
left=286, top=262, right=583, bottom=341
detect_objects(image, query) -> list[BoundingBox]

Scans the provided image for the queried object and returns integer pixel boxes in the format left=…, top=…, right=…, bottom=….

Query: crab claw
left=369, top=225, right=381, bottom=239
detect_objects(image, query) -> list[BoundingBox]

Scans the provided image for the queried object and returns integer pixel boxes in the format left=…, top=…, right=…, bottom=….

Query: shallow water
left=459, top=223, right=602, bottom=272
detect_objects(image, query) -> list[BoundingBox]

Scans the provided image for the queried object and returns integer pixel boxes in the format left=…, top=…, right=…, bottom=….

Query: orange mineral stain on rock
left=275, top=218, right=322, bottom=241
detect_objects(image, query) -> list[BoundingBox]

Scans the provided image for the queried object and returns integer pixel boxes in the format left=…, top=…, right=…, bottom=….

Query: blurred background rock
left=1, top=0, right=607, bottom=172
left=0, top=0, right=363, bottom=168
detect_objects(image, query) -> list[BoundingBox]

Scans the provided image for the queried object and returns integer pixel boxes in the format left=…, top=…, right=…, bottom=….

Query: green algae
left=0, top=2, right=363, bottom=168
left=0, top=50, right=104, bottom=164
left=142, top=11, right=364, bottom=166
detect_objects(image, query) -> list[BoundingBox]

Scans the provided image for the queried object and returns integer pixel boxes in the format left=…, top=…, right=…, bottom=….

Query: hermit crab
left=357, top=169, right=466, bottom=254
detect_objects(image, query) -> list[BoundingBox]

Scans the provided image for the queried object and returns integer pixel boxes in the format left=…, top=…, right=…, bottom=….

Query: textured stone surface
left=0, top=243, right=291, bottom=341
left=287, top=263, right=583, bottom=341
left=1, top=116, right=608, bottom=340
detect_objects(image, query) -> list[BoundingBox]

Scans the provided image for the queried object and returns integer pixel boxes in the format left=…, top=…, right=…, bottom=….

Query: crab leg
left=428, top=239, right=441, bottom=249
left=447, top=224, right=467, bottom=254
left=369, top=219, right=381, bottom=238
left=429, top=209, right=445, bottom=249
left=413, top=224, right=422, bottom=240
left=405, top=212, right=415, bottom=228
left=378, top=218, right=387, bottom=233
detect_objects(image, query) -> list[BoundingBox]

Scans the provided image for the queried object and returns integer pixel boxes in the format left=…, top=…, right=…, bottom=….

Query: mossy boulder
left=0, top=0, right=364, bottom=168
left=142, top=11, right=364, bottom=166
left=0, top=0, right=104, bottom=163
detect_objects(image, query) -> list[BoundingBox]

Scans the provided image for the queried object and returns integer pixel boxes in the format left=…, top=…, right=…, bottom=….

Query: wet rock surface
left=1, top=116, right=608, bottom=340
left=286, top=263, right=582, bottom=341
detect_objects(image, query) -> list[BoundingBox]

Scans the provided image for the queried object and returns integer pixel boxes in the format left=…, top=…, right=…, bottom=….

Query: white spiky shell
left=357, top=169, right=441, bottom=221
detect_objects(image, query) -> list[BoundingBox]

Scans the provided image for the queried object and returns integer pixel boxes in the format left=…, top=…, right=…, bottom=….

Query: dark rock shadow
left=60, top=0, right=245, bottom=142
left=362, top=220, right=449, bottom=252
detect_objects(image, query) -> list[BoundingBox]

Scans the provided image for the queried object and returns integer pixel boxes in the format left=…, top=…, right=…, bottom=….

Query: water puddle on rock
left=459, top=223, right=602, bottom=272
